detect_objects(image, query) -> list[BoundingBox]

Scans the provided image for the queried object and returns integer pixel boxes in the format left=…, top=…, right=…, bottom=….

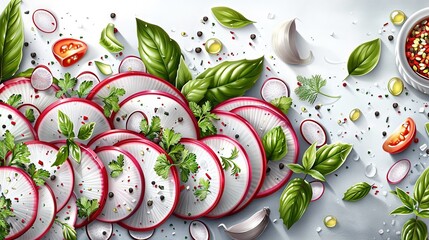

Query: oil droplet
left=205, top=38, right=223, bottom=54
left=365, top=163, right=377, bottom=178
left=349, top=108, right=361, bottom=122
left=390, top=10, right=406, bottom=26
left=324, top=215, right=337, bottom=228
left=388, top=77, right=404, bottom=96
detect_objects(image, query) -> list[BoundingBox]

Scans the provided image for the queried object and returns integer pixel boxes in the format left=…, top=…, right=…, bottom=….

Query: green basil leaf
left=342, top=182, right=371, bottom=202
left=181, top=78, right=210, bottom=103
left=346, top=38, right=381, bottom=77
left=270, top=96, right=292, bottom=115
left=211, top=6, right=254, bottom=29
left=198, top=57, right=264, bottom=105
left=279, top=178, right=312, bottom=229
left=414, top=166, right=429, bottom=209
left=287, top=163, right=305, bottom=174
left=136, top=18, right=181, bottom=84
left=302, top=142, right=317, bottom=171
left=58, top=110, right=74, bottom=138
left=51, top=145, right=69, bottom=167
left=395, top=188, right=415, bottom=209
left=99, top=23, right=124, bottom=53
left=417, top=209, right=429, bottom=218
left=14, top=68, right=33, bottom=78
left=94, top=61, right=113, bottom=76
left=176, top=56, right=192, bottom=90
left=401, top=218, right=428, bottom=240
left=68, top=140, right=81, bottom=164
left=77, top=122, right=96, bottom=141
left=0, top=0, right=24, bottom=82
left=262, top=126, right=287, bottom=161
left=307, top=169, right=325, bottom=182
left=390, top=206, right=413, bottom=215
left=312, top=143, right=353, bottom=176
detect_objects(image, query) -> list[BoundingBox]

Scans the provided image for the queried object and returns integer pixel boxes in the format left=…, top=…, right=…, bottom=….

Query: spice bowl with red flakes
left=396, top=7, right=429, bottom=94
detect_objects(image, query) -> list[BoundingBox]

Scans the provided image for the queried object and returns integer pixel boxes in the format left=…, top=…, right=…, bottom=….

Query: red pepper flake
left=230, top=31, right=235, bottom=34
left=378, top=95, right=383, bottom=98
left=232, top=36, right=235, bottom=40
left=371, top=185, right=378, bottom=189
left=342, top=82, right=347, bottom=87
left=375, top=190, right=379, bottom=195
left=297, top=82, right=302, bottom=86
left=180, top=185, right=185, bottom=191
left=11, top=121, right=16, bottom=126
left=266, top=67, right=271, bottom=71
left=88, top=61, right=92, bottom=66
left=249, top=42, right=253, bottom=46
left=205, top=173, right=212, bottom=180
left=114, top=28, right=118, bottom=33
left=83, top=116, right=88, bottom=120
left=14, top=197, right=19, bottom=201
left=21, top=219, right=25, bottom=223
left=414, top=137, right=419, bottom=143
left=218, top=57, right=222, bottom=61
left=119, top=52, right=123, bottom=56
left=81, top=121, right=85, bottom=125
left=383, top=22, right=389, bottom=26
left=38, top=160, right=44, bottom=166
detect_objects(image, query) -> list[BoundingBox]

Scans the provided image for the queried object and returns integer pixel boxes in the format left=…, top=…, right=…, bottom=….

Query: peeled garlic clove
left=189, top=220, right=210, bottom=240
left=218, top=207, right=270, bottom=240
left=272, top=19, right=313, bottom=65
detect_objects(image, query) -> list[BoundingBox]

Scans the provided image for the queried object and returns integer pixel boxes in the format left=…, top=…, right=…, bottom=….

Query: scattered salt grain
left=420, top=144, right=427, bottom=151
left=379, top=229, right=384, bottom=235
left=419, top=107, right=425, bottom=113
left=396, top=231, right=401, bottom=235
left=316, top=227, right=322, bottom=233
left=267, top=13, right=275, bottom=19
left=391, top=220, right=395, bottom=226
left=273, top=219, right=277, bottom=223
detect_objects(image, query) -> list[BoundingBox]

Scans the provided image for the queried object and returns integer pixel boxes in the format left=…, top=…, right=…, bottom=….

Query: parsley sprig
left=0, top=194, right=14, bottom=240
left=27, top=163, right=50, bottom=186
left=55, top=72, right=93, bottom=99
left=189, top=101, right=219, bottom=137
left=54, top=220, right=76, bottom=240
left=139, top=116, right=161, bottom=141
left=194, top=178, right=211, bottom=201
left=98, top=87, right=125, bottom=118
left=6, top=94, right=22, bottom=108
left=220, top=147, right=241, bottom=175
left=24, top=108, right=35, bottom=122
left=294, top=75, right=341, bottom=104
left=76, top=197, right=99, bottom=220
left=108, top=154, right=124, bottom=178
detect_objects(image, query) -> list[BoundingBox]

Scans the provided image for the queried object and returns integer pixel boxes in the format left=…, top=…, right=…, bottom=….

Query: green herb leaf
left=211, top=6, right=254, bottom=29
left=140, top=116, right=161, bottom=140
left=176, top=56, right=192, bottom=90
left=0, top=0, right=24, bottom=82
left=58, top=110, right=75, bottom=138
left=342, top=182, right=371, bottom=202
left=194, top=177, right=211, bottom=201
left=108, top=154, right=125, bottom=178
left=414, top=166, right=429, bottom=209
left=9, top=142, right=30, bottom=169
left=262, top=126, right=288, bottom=161
left=27, top=163, right=50, bottom=186
left=395, top=187, right=415, bottom=209
left=401, top=218, right=428, bottom=240
left=6, top=94, right=21, bottom=108
left=302, top=142, right=317, bottom=171
left=68, top=139, right=81, bottom=164
left=270, top=96, right=292, bottom=115
left=99, top=23, right=124, bottom=53
left=189, top=101, right=219, bottom=137
left=61, top=222, right=77, bottom=240
left=95, top=61, right=113, bottom=76
left=4, top=130, right=15, bottom=151
left=14, top=68, right=33, bottom=78
left=56, top=73, right=77, bottom=98
left=287, top=163, right=305, bottom=174
left=346, top=38, right=381, bottom=78
left=136, top=18, right=181, bottom=84
left=295, top=75, right=341, bottom=104
left=76, top=197, right=99, bottom=219
left=177, top=149, right=198, bottom=182
left=307, top=169, right=326, bottom=182
left=181, top=78, right=210, bottom=103
left=0, top=193, right=14, bottom=239
left=154, top=154, right=171, bottom=179
left=417, top=209, right=429, bottom=218
left=24, top=108, right=35, bottom=122
left=390, top=205, right=413, bottom=215
left=77, top=122, right=96, bottom=141
left=312, top=142, right=353, bottom=176
left=52, top=145, right=69, bottom=167
left=99, top=87, right=126, bottom=117
left=75, top=80, right=94, bottom=98
left=220, top=147, right=240, bottom=175
left=279, top=178, right=312, bottom=229
left=160, top=128, right=182, bottom=153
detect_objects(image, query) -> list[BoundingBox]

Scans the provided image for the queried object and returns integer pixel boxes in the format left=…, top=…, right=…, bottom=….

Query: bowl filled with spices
left=396, top=8, right=429, bottom=94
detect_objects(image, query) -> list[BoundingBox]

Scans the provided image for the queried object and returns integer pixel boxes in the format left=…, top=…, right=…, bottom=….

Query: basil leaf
left=312, top=143, right=353, bottom=176
left=15, top=68, right=33, bottom=78
left=346, top=38, right=381, bottom=78
left=0, top=0, right=24, bottom=82
left=58, top=110, right=74, bottom=138
left=342, top=182, right=371, bottom=202
left=51, top=145, right=69, bottom=167
left=401, top=218, right=428, bottom=240
left=302, top=142, right=317, bottom=171
left=395, top=188, right=415, bottom=209
left=414, top=166, right=429, bottom=209
left=307, top=169, right=325, bottom=182
left=77, top=122, right=96, bottom=141
left=279, top=178, right=312, bottom=229
left=417, top=209, right=429, bottom=218
left=136, top=18, right=181, bottom=84
left=390, top=206, right=413, bottom=215
left=262, top=126, right=287, bottom=161
left=175, top=56, right=192, bottom=90
left=198, top=57, right=264, bottom=105
left=287, top=163, right=305, bottom=174
left=181, top=78, right=210, bottom=103
left=211, top=6, right=254, bottom=29
left=68, top=140, right=81, bottom=164
left=99, top=23, right=124, bottom=53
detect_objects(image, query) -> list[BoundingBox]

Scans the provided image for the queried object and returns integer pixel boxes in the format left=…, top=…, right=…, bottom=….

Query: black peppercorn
left=382, top=131, right=387, bottom=137
left=153, top=137, right=160, bottom=144
left=50, top=175, right=56, bottom=181
left=160, top=195, right=165, bottom=201
left=202, top=16, right=208, bottom=22
left=147, top=200, right=153, bottom=206
left=279, top=163, right=284, bottom=169
left=393, top=103, right=398, bottom=108
left=110, top=13, right=116, bottom=19
left=102, top=231, right=107, bottom=236
left=197, top=31, right=203, bottom=37
left=426, top=149, right=429, bottom=154
left=250, top=34, right=256, bottom=40
left=315, top=105, right=321, bottom=110
left=30, top=52, right=36, bottom=58
left=151, top=181, right=155, bottom=185
left=1, top=125, right=5, bottom=129
left=109, top=192, right=114, bottom=198
left=375, top=111, right=380, bottom=117
left=388, top=35, right=394, bottom=41
left=7, top=114, right=12, bottom=119
left=129, top=188, right=133, bottom=193
left=235, top=134, right=239, bottom=139
left=116, top=117, right=120, bottom=122
left=266, top=167, right=271, bottom=173
left=24, top=42, right=29, bottom=47
left=195, top=47, right=202, bottom=53
left=178, top=117, right=183, bottom=122
left=31, top=60, right=36, bottom=65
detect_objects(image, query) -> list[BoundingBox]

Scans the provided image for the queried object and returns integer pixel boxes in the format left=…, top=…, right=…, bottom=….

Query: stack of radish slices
left=0, top=67, right=300, bottom=239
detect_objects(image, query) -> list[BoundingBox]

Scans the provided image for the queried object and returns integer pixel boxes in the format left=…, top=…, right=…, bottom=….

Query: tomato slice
left=52, top=38, right=87, bottom=67
left=383, top=117, right=416, bottom=154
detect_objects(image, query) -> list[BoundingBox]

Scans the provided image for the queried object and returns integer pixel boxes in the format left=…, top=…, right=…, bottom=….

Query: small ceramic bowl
left=396, top=8, right=429, bottom=94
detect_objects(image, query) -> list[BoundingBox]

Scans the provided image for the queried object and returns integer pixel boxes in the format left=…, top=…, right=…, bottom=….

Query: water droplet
left=324, top=215, right=337, bottom=228
left=365, top=163, right=377, bottom=178
left=388, top=77, right=404, bottom=96
left=390, top=10, right=406, bottom=26
left=353, top=154, right=360, bottom=161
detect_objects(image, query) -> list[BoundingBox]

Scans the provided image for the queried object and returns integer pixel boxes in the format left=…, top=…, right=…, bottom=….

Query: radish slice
left=214, top=96, right=285, bottom=118
left=74, top=71, right=100, bottom=93
left=35, top=98, right=112, bottom=145
left=119, top=56, right=146, bottom=73
left=126, top=111, right=148, bottom=133
left=86, top=221, right=113, bottom=240
left=310, top=181, right=325, bottom=202
left=95, top=146, right=145, bottom=223
left=211, top=111, right=266, bottom=213
left=87, top=129, right=144, bottom=150
left=86, top=72, right=187, bottom=106
left=173, top=139, right=224, bottom=219
left=112, top=91, right=199, bottom=139
left=201, top=135, right=251, bottom=218
left=115, top=139, right=179, bottom=231
left=16, top=184, right=56, bottom=240
left=42, top=194, right=77, bottom=240
left=300, top=119, right=327, bottom=147
left=189, top=220, right=210, bottom=240
left=31, top=65, right=53, bottom=91
left=32, top=9, right=57, bottom=33
left=231, top=106, right=299, bottom=198
left=128, top=229, right=155, bottom=239
left=260, top=77, right=290, bottom=102
left=0, top=167, right=38, bottom=240
left=387, top=159, right=411, bottom=184
left=0, top=103, right=37, bottom=142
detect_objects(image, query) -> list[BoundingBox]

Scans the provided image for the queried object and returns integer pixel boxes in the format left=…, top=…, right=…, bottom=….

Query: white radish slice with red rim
left=189, top=220, right=210, bottom=240
left=387, top=159, right=411, bottom=184
left=201, top=135, right=251, bottom=218
left=115, top=139, right=179, bottom=231
left=35, top=98, right=112, bottom=145
left=126, top=111, right=148, bottom=133
left=52, top=141, right=108, bottom=228
left=86, top=72, right=187, bottom=106
left=119, top=56, right=146, bottom=73
left=260, top=77, right=290, bottom=102
left=214, top=96, right=285, bottom=117
left=86, top=221, right=113, bottom=240
left=32, top=9, right=58, bottom=33
left=0, top=167, right=38, bottom=240
left=128, top=229, right=155, bottom=239
left=0, top=103, right=37, bottom=142
left=87, top=129, right=144, bottom=150
left=31, top=65, right=53, bottom=91
left=42, top=194, right=77, bottom=240
left=16, top=184, right=56, bottom=240
left=211, top=111, right=266, bottom=213
left=173, top=138, right=224, bottom=219
left=231, top=105, right=299, bottom=198
left=73, top=71, right=100, bottom=93
left=111, top=90, right=199, bottom=139
left=95, top=146, right=145, bottom=223
left=300, top=119, right=327, bottom=147
left=310, top=181, right=325, bottom=202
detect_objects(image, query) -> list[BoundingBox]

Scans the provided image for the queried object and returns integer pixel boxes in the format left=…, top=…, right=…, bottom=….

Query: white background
left=3, top=0, right=429, bottom=239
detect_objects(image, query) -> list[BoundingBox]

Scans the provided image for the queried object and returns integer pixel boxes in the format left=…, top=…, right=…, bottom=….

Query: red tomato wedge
left=52, top=38, right=87, bottom=67
left=382, top=117, right=416, bottom=154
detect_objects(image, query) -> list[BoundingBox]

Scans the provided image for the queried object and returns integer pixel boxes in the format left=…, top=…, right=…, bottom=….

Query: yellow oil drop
left=205, top=38, right=223, bottom=54
left=388, top=77, right=404, bottom=96
left=324, top=215, right=337, bottom=228
left=390, top=10, right=406, bottom=26
left=349, top=108, right=361, bottom=122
